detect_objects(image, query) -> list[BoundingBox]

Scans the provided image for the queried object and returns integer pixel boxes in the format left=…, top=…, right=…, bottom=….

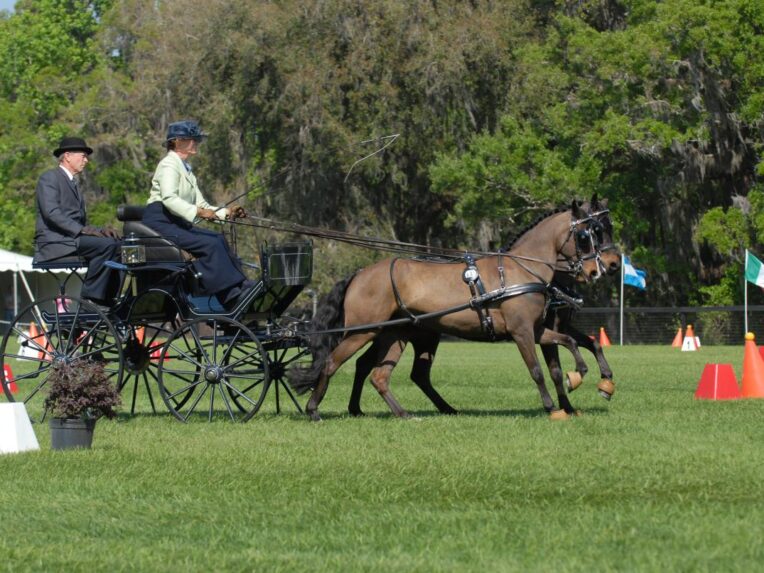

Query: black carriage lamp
left=121, top=233, right=146, bottom=265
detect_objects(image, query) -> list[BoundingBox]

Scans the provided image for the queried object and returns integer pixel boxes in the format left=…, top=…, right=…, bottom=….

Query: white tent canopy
left=0, top=248, right=84, bottom=322
left=0, top=248, right=38, bottom=273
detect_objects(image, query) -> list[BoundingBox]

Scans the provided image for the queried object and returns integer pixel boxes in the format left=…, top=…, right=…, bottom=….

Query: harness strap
left=468, top=282, right=548, bottom=309
left=548, top=284, right=584, bottom=311
left=389, top=258, right=420, bottom=324
left=303, top=282, right=550, bottom=337
left=462, top=255, right=495, bottom=340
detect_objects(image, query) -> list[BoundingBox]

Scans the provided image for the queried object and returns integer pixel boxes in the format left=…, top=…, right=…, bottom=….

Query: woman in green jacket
left=142, top=120, right=252, bottom=309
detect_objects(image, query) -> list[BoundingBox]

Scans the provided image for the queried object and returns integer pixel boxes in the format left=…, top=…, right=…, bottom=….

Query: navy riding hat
left=53, top=136, right=93, bottom=157
left=165, top=120, right=207, bottom=144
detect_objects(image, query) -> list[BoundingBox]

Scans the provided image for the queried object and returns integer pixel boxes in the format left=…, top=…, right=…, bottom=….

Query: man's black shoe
left=223, top=280, right=258, bottom=312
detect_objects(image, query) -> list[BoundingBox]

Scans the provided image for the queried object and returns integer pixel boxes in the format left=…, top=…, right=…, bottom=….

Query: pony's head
left=587, top=194, right=621, bottom=278
left=563, top=195, right=620, bottom=282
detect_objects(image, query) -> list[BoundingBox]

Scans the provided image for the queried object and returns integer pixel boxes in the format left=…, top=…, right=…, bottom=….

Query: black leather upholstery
left=117, top=204, right=191, bottom=263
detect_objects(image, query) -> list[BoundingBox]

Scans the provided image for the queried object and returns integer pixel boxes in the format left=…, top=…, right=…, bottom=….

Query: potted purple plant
left=44, top=360, right=121, bottom=450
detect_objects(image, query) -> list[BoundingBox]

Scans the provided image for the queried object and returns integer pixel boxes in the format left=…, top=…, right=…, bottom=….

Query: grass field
left=1, top=342, right=763, bottom=572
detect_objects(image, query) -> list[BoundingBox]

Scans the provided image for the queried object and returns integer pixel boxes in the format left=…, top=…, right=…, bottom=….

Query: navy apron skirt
left=142, top=202, right=245, bottom=297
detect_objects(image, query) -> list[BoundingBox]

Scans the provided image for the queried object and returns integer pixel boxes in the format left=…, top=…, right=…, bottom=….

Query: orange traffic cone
left=741, top=332, right=764, bottom=398
left=599, top=327, right=611, bottom=347
left=694, top=363, right=741, bottom=400
left=671, top=327, right=683, bottom=347
left=3, top=364, right=18, bottom=394
left=682, top=324, right=698, bottom=351
left=28, top=322, right=47, bottom=360
left=150, top=338, right=167, bottom=362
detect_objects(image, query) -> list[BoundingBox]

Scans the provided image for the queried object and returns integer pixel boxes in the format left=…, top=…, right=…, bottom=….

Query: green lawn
left=1, top=343, right=763, bottom=572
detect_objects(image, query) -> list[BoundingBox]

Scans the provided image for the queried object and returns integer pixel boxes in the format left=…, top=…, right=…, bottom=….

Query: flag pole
left=744, top=249, right=748, bottom=336
left=620, top=253, right=624, bottom=346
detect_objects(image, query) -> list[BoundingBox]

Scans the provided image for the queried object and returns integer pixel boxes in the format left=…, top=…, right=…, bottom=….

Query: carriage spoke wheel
left=226, top=339, right=308, bottom=415
left=0, top=296, right=123, bottom=422
left=252, top=340, right=309, bottom=414
left=119, top=320, right=196, bottom=415
left=157, top=317, right=269, bottom=422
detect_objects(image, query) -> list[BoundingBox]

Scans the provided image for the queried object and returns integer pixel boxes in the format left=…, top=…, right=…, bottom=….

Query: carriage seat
left=117, top=205, right=193, bottom=263
left=32, top=255, right=87, bottom=271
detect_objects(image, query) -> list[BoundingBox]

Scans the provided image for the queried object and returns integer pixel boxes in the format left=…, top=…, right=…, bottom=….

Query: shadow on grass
left=285, top=406, right=611, bottom=421
left=115, top=411, right=178, bottom=422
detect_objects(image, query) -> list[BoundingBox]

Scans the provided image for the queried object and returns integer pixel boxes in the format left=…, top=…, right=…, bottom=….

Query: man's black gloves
left=80, top=225, right=105, bottom=237
left=80, top=225, right=121, bottom=240
left=102, top=227, right=121, bottom=240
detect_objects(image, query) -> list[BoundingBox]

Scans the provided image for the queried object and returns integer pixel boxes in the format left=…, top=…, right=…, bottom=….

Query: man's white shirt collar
left=59, top=165, right=75, bottom=180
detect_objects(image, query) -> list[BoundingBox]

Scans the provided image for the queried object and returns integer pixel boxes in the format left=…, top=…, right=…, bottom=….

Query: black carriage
left=0, top=206, right=313, bottom=422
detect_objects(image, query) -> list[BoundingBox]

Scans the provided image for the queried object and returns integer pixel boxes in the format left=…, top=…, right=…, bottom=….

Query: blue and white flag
left=623, top=255, right=647, bottom=289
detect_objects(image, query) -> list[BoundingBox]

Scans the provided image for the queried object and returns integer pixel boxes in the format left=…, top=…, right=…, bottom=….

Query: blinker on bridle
left=562, top=208, right=615, bottom=277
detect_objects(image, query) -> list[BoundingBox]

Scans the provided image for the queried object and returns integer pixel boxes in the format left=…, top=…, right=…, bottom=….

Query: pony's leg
left=512, top=327, right=558, bottom=415
left=538, top=327, right=588, bottom=388
left=369, top=351, right=411, bottom=418
left=561, top=320, right=615, bottom=399
left=349, top=330, right=412, bottom=417
left=540, top=344, right=576, bottom=415
left=349, top=340, right=378, bottom=416
left=546, top=309, right=588, bottom=381
left=306, top=331, right=378, bottom=421
left=409, top=331, right=457, bottom=414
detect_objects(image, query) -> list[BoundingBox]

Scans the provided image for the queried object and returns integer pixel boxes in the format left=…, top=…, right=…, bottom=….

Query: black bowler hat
left=165, top=120, right=207, bottom=144
left=53, top=136, right=93, bottom=157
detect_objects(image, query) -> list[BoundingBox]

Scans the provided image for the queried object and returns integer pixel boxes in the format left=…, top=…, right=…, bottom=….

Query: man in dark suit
left=34, top=136, right=121, bottom=306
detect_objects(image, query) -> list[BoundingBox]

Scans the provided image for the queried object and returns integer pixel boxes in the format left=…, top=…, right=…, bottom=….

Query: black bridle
left=557, top=209, right=616, bottom=278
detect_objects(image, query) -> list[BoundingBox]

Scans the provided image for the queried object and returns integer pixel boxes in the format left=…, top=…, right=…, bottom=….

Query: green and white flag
left=745, top=250, right=764, bottom=287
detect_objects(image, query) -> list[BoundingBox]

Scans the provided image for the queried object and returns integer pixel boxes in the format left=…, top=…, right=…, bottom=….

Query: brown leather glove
left=197, top=207, right=218, bottom=221
left=227, top=204, right=247, bottom=219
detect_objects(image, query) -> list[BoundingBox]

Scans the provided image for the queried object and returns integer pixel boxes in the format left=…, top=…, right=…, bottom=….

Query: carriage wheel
left=0, top=296, right=123, bottom=421
left=119, top=319, right=196, bottom=415
left=227, top=338, right=308, bottom=415
left=263, top=340, right=309, bottom=414
left=157, top=317, right=269, bottom=422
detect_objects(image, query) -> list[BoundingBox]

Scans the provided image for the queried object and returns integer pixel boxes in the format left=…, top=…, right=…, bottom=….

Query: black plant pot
left=49, top=418, right=96, bottom=450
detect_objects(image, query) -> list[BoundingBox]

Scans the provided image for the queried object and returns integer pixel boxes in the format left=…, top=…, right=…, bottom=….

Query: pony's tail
left=288, top=274, right=356, bottom=394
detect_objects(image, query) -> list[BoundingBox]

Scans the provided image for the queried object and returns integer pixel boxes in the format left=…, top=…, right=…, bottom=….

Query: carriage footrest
left=187, top=295, right=227, bottom=314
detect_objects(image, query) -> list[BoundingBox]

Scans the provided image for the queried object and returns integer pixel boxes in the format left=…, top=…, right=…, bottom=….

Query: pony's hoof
left=565, top=371, right=583, bottom=392
left=349, top=409, right=365, bottom=417
left=308, top=411, right=322, bottom=422
left=549, top=409, right=570, bottom=421
left=597, top=379, right=615, bottom=401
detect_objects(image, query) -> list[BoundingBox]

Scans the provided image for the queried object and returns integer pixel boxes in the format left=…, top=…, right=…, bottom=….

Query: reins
left=226, top=214, right=573, bottom=276
left=228, top=208, right=613, bottom=339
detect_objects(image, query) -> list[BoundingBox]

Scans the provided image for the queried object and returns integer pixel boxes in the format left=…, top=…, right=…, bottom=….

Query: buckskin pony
left=290, top=199, right=611, bottom=421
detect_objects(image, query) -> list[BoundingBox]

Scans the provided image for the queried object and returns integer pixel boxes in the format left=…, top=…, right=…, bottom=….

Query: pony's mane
left=501, top=207, right=569, bottom=251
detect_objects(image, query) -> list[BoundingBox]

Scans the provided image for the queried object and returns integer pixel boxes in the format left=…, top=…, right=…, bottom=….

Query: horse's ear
left=590, top=193, right=599, bottom=210
left=571, top=199, right=585, bottom=219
